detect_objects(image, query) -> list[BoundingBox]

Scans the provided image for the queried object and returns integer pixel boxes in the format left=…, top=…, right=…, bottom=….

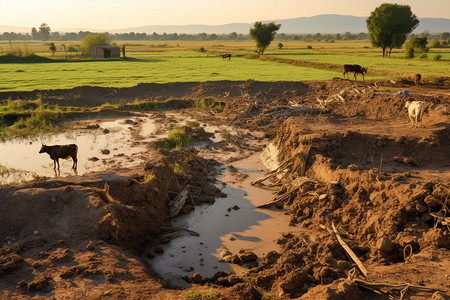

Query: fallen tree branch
left=168, top=186, right=190, bottom=218
left=332, top=223, right=368, bottom=277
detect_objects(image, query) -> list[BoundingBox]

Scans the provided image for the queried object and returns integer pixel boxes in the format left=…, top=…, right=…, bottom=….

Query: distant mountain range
left=2, top=14, right=449, bottom=35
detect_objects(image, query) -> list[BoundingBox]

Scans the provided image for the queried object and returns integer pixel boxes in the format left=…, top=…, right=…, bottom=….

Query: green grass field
left=0, top=40, right=448, bottom=91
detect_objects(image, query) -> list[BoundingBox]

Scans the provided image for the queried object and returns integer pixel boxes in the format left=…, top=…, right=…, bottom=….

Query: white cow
left=405, top=100, right=425, bottom=128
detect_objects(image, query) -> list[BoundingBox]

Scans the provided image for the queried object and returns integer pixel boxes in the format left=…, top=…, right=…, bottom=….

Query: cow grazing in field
left=414, top=73, right=422, bottom=87
left=343, top=64, right=368, bottom=81
left=39, top=144, right=78, bottom=170
left=220, top=53, right=231, bottom=61
left=405, top=100, right=425, bottom=128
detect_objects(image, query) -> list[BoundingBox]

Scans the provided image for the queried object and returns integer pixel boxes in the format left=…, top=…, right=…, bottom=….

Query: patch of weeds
left=164, top=126, right=190, bottom=148
left=186, top=121, right=200, bottom=127
left=194, top=98, right=224, bottom=112
left=220, top=129, right=235, bottom=142
left=142, top=173, right=155, bottom=182
left=173, top=162, right=188, bottom=177
left=184, top=288, right=217, bottom=300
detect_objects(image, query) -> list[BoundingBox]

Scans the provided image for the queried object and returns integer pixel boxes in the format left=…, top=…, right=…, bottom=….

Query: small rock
left=86, top=240, right=94, bottom=250
left=124, top=119, right=135, bottom=125
left=101, top=149, right=110, bottom=155
left=103, top=129, right=110, bottom=134
left=376, top=236, right=394, bottom=253
left=318, top=194, right=328, bottom=201
left=50, top=197, right=56, bottom=203
left=190, top=273, right=202, bottom=284
left=88, top=157, right=99, bottom=162
left=239, top=251, right=258, bottom=262
left=347, top=164, right=359, bottom=171
left=33, top=230, right=39, bottom=235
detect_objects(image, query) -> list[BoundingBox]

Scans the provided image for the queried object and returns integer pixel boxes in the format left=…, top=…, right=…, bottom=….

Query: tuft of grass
left=194, top=98, right=224, bottom=112
left=173, top=162, right=188, bottom=177
left=164, top=126, right=190, bottom=148
left=186, top=121, right=200, bottom=127
left=184, top=288, right=217, bottom=300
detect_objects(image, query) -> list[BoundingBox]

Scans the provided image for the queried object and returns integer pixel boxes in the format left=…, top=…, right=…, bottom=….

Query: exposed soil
left=0, top=78, right=449, bottom=299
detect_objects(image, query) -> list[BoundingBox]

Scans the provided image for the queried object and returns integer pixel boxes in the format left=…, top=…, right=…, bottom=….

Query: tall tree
left=39, top=23, right=51, bottom=41
left=31, top=27, right=39, bottom=40
left=366, top=3, right=419, bottom=57
left=249, top=22, right=281, bottom=55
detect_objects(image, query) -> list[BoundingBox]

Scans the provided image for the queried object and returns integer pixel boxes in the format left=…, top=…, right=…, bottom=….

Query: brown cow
left=414, top=73, right=422, bottom=87
left=343, top=64, right=368, bottom=81
left=39, top=144, right=78, bottom=170
left=220, top=53, right=231, bottom=61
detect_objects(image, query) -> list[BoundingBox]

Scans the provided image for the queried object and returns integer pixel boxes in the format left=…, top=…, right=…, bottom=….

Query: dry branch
left=168, top=186, right=190, bottom=218
left=332, top=223, right=368, bottom=277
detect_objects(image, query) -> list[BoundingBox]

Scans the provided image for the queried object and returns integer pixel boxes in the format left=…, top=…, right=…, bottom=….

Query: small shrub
left=419, top=53, right=428, bottom=59
left=173, top=162, right=188, bottom=177
left=307, top=45, right=313, bottom=49
left=277, top=43, right=283, bottom=49
left=199, top=47, right=206, bottom=53
left=434, top=54, right=442, bottom=61
left=164, top=126, right=190, bottom=148
left=194, top=98, right=224, bottom=112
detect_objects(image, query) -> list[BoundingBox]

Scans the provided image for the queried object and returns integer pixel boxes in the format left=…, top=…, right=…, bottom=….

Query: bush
left=199, top=47, right=206, bottom=53
left=277, top=43, right=283, bottom=49
left=81, top=33, right=111, bottom=54
left=419, top=53, right=428, bottom=59
left=429, top=40, right=441, bottom=48
left=307, top=45, right=313, bottom=49
left=434, top=54, right=442, bottom=61
left=164, top=126, right=190, bottom=148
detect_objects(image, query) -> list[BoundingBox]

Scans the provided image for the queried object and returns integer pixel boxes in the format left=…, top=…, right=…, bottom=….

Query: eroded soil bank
left=0, top=79, right=449, bottom=299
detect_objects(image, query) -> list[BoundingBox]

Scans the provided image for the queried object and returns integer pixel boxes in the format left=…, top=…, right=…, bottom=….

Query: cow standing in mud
left=405, top=100, right=425, bottom=128
left=39, top=144, right=78, bottom=170
left=343, top=64, right=368, bottom=81
left=414, top=73, right=422, bottom=87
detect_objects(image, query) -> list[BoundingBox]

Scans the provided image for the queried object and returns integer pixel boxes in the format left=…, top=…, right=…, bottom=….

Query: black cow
left=39, top=144, right=78, bottom=170
left=220, top=54, right=231, bottom=61
left=343, top=64, right=368, bottom=81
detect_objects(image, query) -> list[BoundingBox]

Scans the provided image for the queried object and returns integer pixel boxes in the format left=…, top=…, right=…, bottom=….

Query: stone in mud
left=190, top=273, right=202, bottom=284
left=376, top=236, right=394, bottom=253
left=239, top=251, right=258, bottom=262
left=88, top=157, right=99, bottom=162
left=101, top=149, right=110, bottom=155
left=103, top=129, right=110, bottom=134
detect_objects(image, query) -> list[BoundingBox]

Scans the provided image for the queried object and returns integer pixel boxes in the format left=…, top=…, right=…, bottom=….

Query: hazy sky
left=0, top=0, right=449, bottom=30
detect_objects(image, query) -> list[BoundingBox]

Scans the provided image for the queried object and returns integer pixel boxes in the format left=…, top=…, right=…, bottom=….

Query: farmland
left=0, top=38, right=449, bottom=300
left=0, top=40, right=449, bottom=91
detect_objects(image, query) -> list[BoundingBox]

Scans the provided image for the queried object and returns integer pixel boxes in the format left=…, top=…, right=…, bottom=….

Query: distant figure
left=39, top=144, right=78, bottom=170
left=343, top=64, right=368, bottom=81
left=122, top=44, right=126, bottom=59
left=220, top=53, right=231, bottom=61
left=414, top=73, right=422, bottom=87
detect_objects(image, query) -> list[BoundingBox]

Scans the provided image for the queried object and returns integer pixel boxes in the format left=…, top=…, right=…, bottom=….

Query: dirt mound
left=241, top=112, right=449, bottom=298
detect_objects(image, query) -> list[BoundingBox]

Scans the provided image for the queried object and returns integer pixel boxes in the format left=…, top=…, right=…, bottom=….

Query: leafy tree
left=404, top=37, right=429, bottom=58
left=31, top=27, right=39, bottom=40
left=38, top=23, right=51, bottom=41
left=49, top=42, right=56, bottom=56
left=81, top=33, right=111, bottom=54
left=249, top=22, right=281, bottom=55
left=366, top=3, right=419, bottom=57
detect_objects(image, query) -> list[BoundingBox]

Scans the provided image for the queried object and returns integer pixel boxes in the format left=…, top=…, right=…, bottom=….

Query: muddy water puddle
left=151, top=152, right=293, bottom=287
left=0, top=117, right=163, bottom=184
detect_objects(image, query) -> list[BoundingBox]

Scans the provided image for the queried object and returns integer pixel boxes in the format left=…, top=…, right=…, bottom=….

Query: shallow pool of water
left=0, top=117, right=158, bottom=184
left=151, top=152, right=293, bottom=287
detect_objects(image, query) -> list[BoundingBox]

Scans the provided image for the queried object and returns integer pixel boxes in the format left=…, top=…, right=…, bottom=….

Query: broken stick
left=332, top=223, right=368, bottom=277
